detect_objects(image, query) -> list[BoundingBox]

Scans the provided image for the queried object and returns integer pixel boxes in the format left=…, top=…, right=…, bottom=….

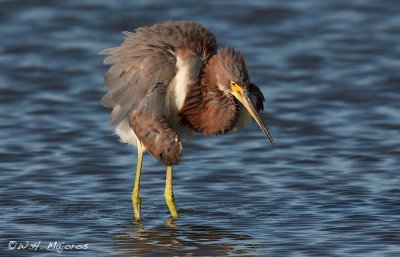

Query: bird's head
left=215, top=47, right=274, bottom=144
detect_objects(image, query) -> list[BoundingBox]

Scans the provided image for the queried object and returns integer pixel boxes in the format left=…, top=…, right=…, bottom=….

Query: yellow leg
left=165, top=165, right=178, bottom=219
left=132, top=141, right=144, bottom=220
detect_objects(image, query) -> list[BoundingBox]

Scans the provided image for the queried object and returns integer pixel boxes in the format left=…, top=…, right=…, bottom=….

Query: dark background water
left=1, top=0, right=399, bottom=256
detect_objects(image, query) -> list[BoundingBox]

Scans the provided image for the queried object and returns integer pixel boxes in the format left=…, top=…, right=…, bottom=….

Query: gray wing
left=99, top=21, right=217, bottom=126
left=130, top=84, right=182, bottom=165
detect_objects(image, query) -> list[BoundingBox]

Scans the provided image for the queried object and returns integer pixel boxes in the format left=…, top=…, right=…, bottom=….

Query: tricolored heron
left=100, top=21, right=274, bottom=220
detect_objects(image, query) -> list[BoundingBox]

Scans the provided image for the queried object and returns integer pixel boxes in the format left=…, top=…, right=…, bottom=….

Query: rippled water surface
left=1, top=0, right=399, bottom=256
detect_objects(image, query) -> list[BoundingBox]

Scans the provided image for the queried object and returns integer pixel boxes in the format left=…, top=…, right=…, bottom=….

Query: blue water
left=1, top=0, right=399, bottom=256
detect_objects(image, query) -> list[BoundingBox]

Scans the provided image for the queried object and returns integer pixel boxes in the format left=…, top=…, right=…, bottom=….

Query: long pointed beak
left=231, top=85, right=274, bottom=145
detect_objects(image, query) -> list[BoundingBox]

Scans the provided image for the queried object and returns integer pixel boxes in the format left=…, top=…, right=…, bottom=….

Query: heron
left=100, top=21, right=274, bottom=220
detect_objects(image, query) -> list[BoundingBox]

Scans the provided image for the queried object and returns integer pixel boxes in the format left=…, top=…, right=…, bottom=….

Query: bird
left=100, top=20, right=274, bottom=220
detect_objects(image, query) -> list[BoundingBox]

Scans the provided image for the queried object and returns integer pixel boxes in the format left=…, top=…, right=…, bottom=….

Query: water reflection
left=114, top=220, right=257, bottom=257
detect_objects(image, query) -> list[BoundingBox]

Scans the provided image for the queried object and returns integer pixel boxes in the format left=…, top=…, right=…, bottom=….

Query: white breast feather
left=115, top=56, right=197, bottom=148
left=115, top=119, right=138, bottom=146
left=170, top=56, right=191, bottom=111
left=165, top=56, right=196, bottom=141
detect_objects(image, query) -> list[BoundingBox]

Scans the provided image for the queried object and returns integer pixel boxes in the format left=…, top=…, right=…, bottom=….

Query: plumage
left=100, top=21, right=265, bottom=162
left=129, top=84, right=182, bottom=165
left=100, top=21, right=216, bottom=127
left=100, top=20, right=273, bottom=220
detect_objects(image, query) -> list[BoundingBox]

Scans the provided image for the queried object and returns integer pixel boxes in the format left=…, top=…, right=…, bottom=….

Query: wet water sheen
left=1, top=0, right=399, bottom=256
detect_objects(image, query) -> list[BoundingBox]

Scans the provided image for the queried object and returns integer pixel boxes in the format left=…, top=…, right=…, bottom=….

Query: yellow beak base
left=231, top=83, right=274, bottom=144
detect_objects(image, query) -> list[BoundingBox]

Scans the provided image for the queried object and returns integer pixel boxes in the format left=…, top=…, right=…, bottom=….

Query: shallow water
left=1, top=0, right=399, bottom=256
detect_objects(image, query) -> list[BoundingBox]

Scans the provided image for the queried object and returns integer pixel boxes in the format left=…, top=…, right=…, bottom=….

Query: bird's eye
left=230, top=81, right=237, bottom=86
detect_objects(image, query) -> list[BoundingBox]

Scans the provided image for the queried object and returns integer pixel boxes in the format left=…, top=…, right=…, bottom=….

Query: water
left=1, top=0, right=399, bottom=256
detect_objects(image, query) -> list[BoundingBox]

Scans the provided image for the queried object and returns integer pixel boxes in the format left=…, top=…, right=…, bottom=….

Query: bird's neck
left=179, top=56, right=237, bottom=135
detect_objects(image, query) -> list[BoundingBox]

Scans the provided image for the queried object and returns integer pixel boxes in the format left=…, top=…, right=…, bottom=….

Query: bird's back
left=100, top=21, right=217, bottom=127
